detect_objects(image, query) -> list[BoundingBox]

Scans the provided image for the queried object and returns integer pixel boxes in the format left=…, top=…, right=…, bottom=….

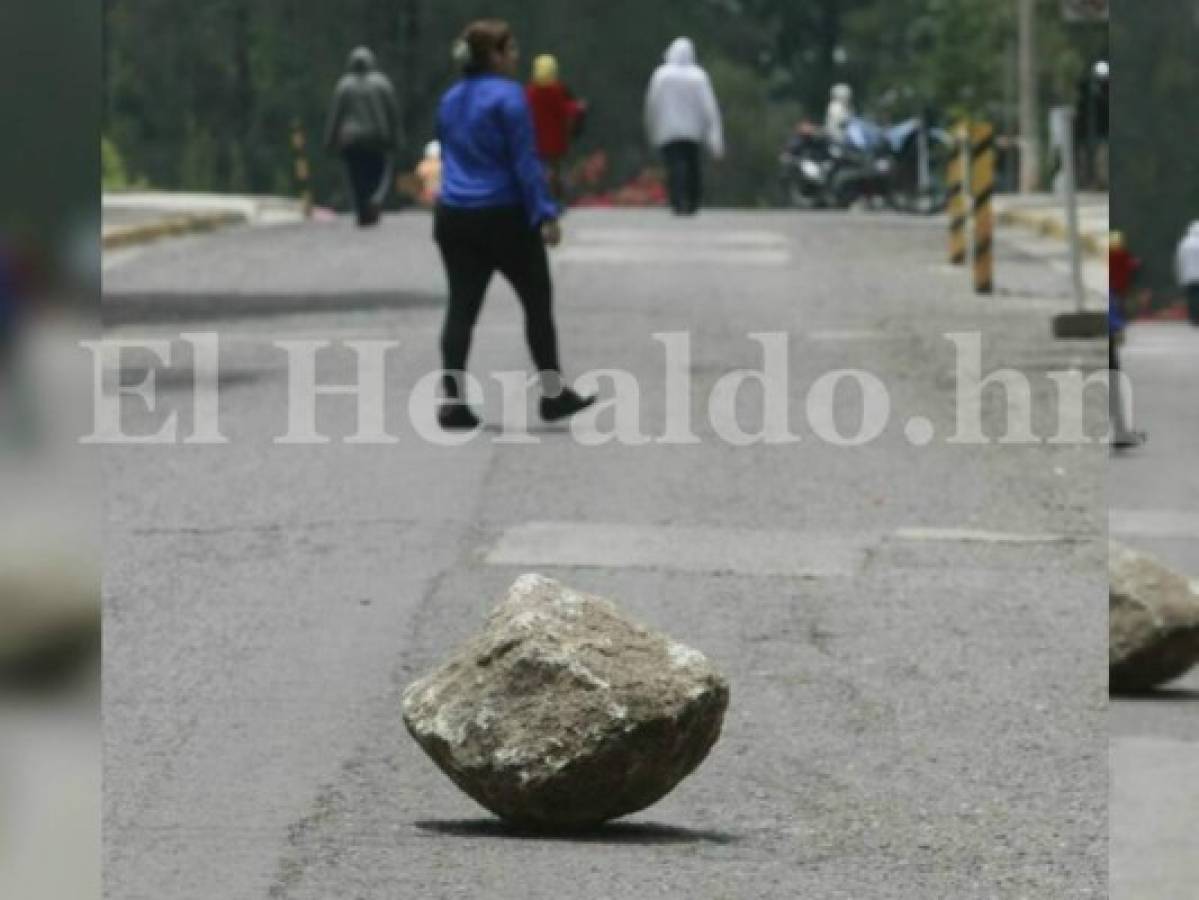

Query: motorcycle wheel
left=829, top=181, right=856, bottom=210
left=782, top=177, right=821, bottom=210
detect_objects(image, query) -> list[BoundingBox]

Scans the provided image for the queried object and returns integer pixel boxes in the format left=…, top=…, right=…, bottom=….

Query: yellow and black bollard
left=291, top=120, right=314, bottom=219
left=946, top=122, right=969, bottom=266
left=969, top=121, right=996, bottom=294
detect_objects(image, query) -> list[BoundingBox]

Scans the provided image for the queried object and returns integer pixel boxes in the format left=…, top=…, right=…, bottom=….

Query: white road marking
left=891, top=527, right=1081, bottom=544
left=486, top=521, right=1096, bottom=578
left=805, top=330, right=902, bottom=342
left=1110, top=510, right=1199, bottom=540
left=555, top=246, right=790, bottom=266
left=558, top=227, right=792, bottom=266
left=1121, top=347, right=1199, bottom=358
left=1110, top=737, right=1199, bottom=900
left=485, top=521, right=867, bottom=578
left=1123, top=326, right=1199, bottom=357
left=571, top=228, right=789, bottom=248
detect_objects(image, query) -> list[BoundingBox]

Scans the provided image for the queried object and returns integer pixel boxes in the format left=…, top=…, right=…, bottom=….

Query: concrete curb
left=996, top=207, right=1107, bottom=258
left=102, top=211, right=248, bottom=250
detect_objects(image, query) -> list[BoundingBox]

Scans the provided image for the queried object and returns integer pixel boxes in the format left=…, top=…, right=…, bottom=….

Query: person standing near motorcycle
left=324, top=47, right=403, bottom=227
left=644, top=37, right=725, bottom=216
left=825, top=83, right=854, bottom=143
left=433, top=19, right=596, bottom=430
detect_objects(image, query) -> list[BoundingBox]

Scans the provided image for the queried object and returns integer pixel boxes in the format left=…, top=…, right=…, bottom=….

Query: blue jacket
left=437, top=74, right=559, bottom=227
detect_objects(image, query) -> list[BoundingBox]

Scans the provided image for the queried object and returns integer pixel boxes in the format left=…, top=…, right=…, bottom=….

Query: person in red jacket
left=526, top=54, right=585, bottom=201
left=1109, top=230, right=1140, bottom=303
left=1108, top=231, right=1146, bottom=450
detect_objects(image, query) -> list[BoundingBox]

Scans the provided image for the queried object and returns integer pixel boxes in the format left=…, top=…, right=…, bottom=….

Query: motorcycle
left=879, top=116, right=955, bottom=214
left=779, top=116, right=954, bottom=213
left=777, top=125, right=837, bottom=209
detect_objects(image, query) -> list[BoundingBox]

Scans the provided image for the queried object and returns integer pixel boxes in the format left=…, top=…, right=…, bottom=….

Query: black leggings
left=434, top=204, right=561, bottom=396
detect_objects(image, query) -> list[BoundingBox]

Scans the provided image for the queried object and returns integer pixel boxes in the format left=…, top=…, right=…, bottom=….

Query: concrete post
left=1018, top=0, right=1040, bottom=193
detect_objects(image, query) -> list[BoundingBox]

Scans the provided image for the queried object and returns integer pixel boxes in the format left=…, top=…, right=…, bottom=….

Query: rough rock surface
left=1110, top=542, right=1199, bottom=693
left=402, top=574, right=729, bottom=829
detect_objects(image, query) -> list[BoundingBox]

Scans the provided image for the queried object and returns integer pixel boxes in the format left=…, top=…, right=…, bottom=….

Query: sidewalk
left=102, top=192, right=306, bottom=249
left=994, top=192, right=1109, bottom=258
left=992, top=192, right=1108, bottom=315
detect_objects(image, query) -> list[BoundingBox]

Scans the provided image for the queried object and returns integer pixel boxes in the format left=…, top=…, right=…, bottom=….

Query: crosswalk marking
left=555, top=246, right=790, bottom=266
left=485, top=521, right=1106, bottom=579
left=557, top=227, right=792, bottom=267
left=1123, top=326, right=1199, bottom=357
left=805, top=330, right=902, bottom=342
left=485, top=521, right=867, bottom=578
left=891, top=527, right=1080, bottom=544
left=571, top=228, right=788, bottom=248
left=1110, top=509, right=1199, bottom=540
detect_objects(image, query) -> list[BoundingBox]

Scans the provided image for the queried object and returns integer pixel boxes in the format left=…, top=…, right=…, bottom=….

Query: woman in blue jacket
left=434, top=19, right=595, bottom=430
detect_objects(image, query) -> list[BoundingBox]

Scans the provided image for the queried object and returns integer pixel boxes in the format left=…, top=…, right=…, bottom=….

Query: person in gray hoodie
left=644, top=37, right=724, bottom=216
left=324, top=47, right=403, bottom=226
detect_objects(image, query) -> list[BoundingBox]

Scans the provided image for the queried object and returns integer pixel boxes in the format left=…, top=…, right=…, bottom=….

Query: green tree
left=102, top=0, right=1108, bottom=208
left=1111, top=0, right=1199, bottom=294
left=101, top=136, right=135, bottom=190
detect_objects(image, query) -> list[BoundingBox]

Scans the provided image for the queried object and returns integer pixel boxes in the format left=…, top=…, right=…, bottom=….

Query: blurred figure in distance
left=1175, top=220, right=1199, bottom=326
left=324, top=47, right=403, bottom=227
left=644, top=37, right=724, bottom=216
left=415, top=140, right=443, bottom=207
left=825, top=83, right=854, bottom=143
left=526, top=54, right=587, bottom=203
left=1109, top=231, right=1146, bottom=450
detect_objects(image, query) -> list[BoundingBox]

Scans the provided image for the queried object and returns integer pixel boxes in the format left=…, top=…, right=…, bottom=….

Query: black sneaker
left=438, top=400, right=480, bottom=431
left=539, top=387, right=597, bottom=423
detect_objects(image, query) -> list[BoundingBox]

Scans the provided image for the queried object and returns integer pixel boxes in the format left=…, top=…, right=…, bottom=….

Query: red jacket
left=1109, top=246, right=1140, bottom=297
left=526, top=82, right=582, bottom=161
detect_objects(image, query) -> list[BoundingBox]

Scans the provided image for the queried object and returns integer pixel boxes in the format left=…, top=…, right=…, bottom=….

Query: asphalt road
left=102, top=209, right=1107, bottom=899
left=1108, top=322, right=1199, bottom=900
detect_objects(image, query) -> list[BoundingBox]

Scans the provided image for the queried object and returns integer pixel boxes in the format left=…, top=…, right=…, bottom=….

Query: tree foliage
left=1111, top=1, right=1199, bottom=292
left=103, top=0, right=1104, bottom=207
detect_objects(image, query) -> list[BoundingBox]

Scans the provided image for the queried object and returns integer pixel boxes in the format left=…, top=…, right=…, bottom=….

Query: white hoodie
left=644, top=38, right=725, bottom=158
left=1177, top=221, right=1199, bottom=286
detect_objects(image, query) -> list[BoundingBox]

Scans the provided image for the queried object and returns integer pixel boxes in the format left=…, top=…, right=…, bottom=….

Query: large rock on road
left=402, top=574, right=729, bottom=830
left=1110, top=542, right=1199, bottom=693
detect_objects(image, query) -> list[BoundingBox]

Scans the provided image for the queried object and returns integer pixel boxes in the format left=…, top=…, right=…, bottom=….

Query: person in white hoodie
left=644, top=37, right=725, bottom=215
left=825, top=83, right=854, bottom=143
left=1175, top=221, right=1199, bottom=325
